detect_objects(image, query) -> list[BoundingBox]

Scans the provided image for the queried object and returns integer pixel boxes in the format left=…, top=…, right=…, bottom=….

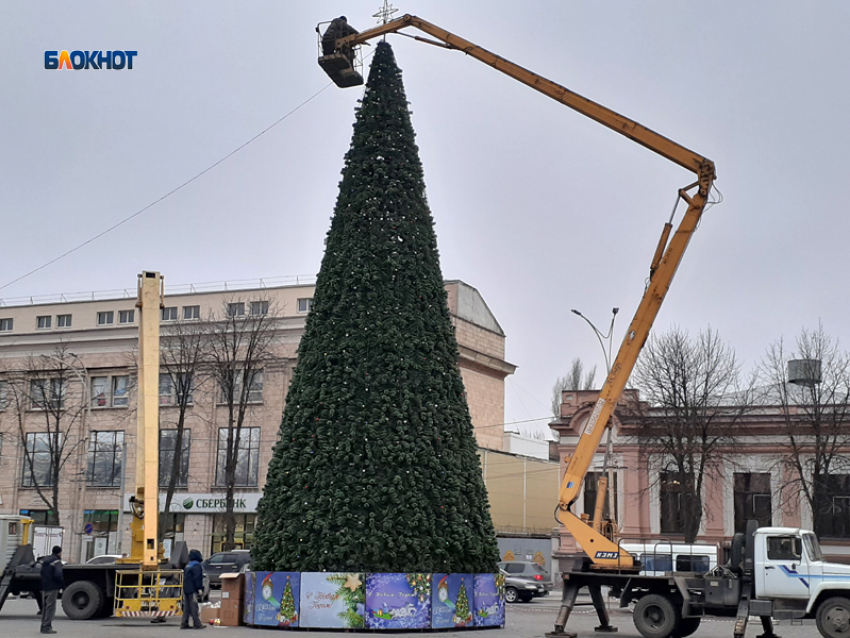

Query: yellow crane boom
left=321, top=14, right=716, bottom=570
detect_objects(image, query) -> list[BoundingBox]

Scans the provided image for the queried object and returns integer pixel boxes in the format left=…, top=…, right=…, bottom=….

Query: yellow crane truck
left=318, top=13, right=850, bottom=638
left=0, top=272, right=187, bottom=620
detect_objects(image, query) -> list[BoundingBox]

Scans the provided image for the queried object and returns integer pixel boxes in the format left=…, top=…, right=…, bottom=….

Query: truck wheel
left=678, top=617, right=701, bottom=637
left=817, top=597, right=850, bottom=638
left=505, top=587, right=519, bottom=603
left=633, top=594, right=681, bottom=638
left=61, top=581, right=104, bottom=620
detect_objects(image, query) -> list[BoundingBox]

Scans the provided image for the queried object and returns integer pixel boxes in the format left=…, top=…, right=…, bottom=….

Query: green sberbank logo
left=182, top=498, right=194, bottom=510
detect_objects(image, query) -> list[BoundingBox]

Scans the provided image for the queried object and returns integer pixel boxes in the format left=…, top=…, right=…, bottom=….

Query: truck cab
left=753, top=526, right=850, bottom=611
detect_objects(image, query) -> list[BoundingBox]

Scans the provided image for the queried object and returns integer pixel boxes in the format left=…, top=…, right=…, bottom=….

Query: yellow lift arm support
left=129, top=271, right=164, bottom=568
left=323, top=14, right=716, bottom=570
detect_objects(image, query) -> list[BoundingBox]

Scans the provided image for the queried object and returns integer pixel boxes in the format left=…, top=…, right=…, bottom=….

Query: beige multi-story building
left=0, top=277, right=520, bottom=562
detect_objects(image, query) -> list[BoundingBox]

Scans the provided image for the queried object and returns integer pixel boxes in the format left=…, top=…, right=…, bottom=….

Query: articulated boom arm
left=328, top=14, right=716, bottom=569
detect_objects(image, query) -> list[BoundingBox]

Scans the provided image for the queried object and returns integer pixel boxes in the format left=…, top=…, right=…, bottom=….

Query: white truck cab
left=753, top=526, right=850, bottom=614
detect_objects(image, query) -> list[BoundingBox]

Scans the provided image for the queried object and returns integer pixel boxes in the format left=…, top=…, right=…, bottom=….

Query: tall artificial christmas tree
left=253, top=41, right=498, bottom=574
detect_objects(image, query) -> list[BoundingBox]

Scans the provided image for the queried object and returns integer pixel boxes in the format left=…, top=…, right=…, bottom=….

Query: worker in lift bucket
left=322, top=16, right=359, bottom=62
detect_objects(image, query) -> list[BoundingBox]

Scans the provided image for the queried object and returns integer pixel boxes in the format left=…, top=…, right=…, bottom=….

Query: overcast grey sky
left=2, top=2, right=849, bottom=434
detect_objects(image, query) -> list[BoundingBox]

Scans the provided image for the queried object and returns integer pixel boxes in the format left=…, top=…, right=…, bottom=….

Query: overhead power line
left=0, top=82, right=336, bottom=293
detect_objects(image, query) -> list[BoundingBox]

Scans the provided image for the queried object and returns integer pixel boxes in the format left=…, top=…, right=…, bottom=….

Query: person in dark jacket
left=181, top=549, right=206, bottom=630
left=321, top=16, right=359, bottom=61
left=40, top=546, right=64, bottom=634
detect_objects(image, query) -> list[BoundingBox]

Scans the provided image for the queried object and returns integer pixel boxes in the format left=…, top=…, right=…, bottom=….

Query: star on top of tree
left=373, top=1, right=398, bottom=25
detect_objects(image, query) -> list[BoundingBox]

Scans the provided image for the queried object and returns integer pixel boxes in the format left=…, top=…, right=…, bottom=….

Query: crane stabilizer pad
left=318, top=54, right=364, bottom=88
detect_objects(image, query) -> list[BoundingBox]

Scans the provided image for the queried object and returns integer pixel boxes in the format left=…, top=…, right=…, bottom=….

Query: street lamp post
left=570, top=308, right=620, bottom=533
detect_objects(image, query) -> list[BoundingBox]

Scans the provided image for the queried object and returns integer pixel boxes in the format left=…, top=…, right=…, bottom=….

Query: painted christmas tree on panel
left=253, top=41, right=499, bottom=574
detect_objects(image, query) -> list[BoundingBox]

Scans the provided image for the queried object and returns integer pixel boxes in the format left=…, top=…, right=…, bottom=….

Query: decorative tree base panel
left=243, top=572, right=505, bottom=630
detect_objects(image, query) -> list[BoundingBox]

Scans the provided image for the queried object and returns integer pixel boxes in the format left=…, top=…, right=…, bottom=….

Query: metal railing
left=0, top=274, right=318, bottom=308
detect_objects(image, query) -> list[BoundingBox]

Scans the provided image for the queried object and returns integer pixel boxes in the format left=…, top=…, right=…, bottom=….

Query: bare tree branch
left=757, top=323, right=850, bottom=537
left=623, top=326, right=752, bottom=542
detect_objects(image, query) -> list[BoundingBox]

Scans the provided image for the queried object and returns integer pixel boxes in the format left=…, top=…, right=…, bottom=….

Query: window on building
left=0, top=380, right=7, bottom=410
left=18, top=509, right=54, bottom=525
left=161, top=307, right=178, bottom=321
left=734, top=473, right=772, bottom=534
left=583, top=471, right=618, bottom=521
left=97, top=311, right=114, bottom=325
left=815, top=474, right=850, bottom=538
left=297, top=298, right=313, bottom=313
left=82, top=510, right=120, bottom=555
left=159, top=372, right=193, bottom=406
left=159, top=429, right=191, bottom=487
left=250, top=301, right=269, bottom=316
left=30, top=378, right=65, bottom=410
left=119, top=309, right=135, bottom=324
left=36, top=316, right=52, bottom=329
left=161, top=513, right=186, bottom=539
left=91, top=375, right=130, bottom=408
left=659, top=471, right=691, bottom=535
left=91, top=377, right=108, bottom=407
left=211, top=513, right=257, bottom=553
left=0, top=318, right=14, bottom=331
left=22, top=432, right=60, bottom=487
left=227, top=302, right=245, bottom=317
left=220, top=370, right=264, bottom=404
left=112, top=376, right=130, bottom=406
left=57, top=314, right=72, bottom=328
left=215, top=427, right=261, bottom=487
left=183, top=305, right=200, bottom=320
left=86, top=431, right=124, bottom=487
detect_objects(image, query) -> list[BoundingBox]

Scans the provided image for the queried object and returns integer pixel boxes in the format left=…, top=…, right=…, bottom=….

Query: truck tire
left=61, top=581, right=104, bottom=620
left=730, top=532, right=745, bottom=573
left=505, top=586, right=519, bottom=603
left=816, top=597, right=850, bottom=638
left=678, top=617, right=701, bottom=637
left=633, top=594, right=681, bottom=638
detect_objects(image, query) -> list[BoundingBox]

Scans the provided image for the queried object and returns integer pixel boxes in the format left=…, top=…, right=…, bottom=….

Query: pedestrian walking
left=40, top=546, right=64, bottom=634
left=181, top=549, right=206, bottom=630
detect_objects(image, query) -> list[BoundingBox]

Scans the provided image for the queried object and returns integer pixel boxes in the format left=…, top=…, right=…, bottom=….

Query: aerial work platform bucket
left=318, top=52, right=364, bottom=88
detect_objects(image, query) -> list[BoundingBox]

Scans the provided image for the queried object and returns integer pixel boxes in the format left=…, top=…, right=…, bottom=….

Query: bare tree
left=4, top=344, right=88, bottom=525
left=158, top=316, right=209, bottom=538
left=757, top=324, right=850, bottom=538
left=208, top=297, right=278, bottom=550
left=551, top=358, right=597, bottom=417
left=626, top=327, right=749, bottom=542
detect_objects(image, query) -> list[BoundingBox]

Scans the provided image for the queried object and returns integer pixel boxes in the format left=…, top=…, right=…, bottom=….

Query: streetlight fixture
left=570, top=307, right=619, bottom=375
left=570, top=307, right=620, bottom=535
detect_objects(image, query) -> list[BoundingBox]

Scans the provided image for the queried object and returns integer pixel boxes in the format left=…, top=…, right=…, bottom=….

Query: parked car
left=497, top=560, right=552, bottom=597
left=500, top=569, right=545, bottom=603
left=202, top=550, right=252, bottom=587
left=86, top=554, right=124, bottom=565
left=85, top=553, right=211, bottom=601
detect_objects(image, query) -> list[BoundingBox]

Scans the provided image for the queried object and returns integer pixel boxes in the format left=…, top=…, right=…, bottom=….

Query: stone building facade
left=0, top=277, right=516, bottom=562
left=551, top=388, right=850, bottom=572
